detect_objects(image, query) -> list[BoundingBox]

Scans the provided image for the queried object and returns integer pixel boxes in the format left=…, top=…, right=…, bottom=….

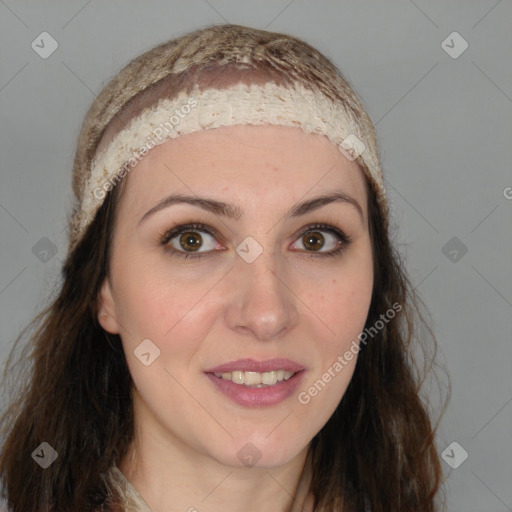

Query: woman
left=0, top=24, right=448, bottom=511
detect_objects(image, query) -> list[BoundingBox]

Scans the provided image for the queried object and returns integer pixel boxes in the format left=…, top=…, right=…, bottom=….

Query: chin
left=207, top=431, right=309, bottom=470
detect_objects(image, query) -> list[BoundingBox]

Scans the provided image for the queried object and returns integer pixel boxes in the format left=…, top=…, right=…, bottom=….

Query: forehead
left=124, top=125, right=367, bottom=201
left=112, top=125, right=370, bottom=230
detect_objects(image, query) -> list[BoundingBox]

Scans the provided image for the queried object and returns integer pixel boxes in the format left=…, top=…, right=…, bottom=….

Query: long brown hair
left=0, top=24, right=450, bottom=511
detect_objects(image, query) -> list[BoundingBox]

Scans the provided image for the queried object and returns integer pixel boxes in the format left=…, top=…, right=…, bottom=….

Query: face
left=98, top=124, right=374, bottom=469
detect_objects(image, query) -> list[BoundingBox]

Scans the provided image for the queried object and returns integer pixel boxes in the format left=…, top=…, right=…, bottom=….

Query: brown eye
left=290, top=224, right=351, bottom=257
left=162, top=224, right=221, bottom=259
left=179, top=232, right=203, bottom=252
left=302, top=231, right=325, bottom=251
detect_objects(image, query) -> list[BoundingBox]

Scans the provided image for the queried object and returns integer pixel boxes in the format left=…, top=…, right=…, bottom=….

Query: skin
left=97, top=124, right=374, bottom=512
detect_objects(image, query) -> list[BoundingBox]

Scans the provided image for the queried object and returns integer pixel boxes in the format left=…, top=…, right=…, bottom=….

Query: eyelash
left=157, top=222, right=352, bottom=260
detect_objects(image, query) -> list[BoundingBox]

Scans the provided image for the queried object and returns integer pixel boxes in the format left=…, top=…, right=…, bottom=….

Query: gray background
left=0, top=1, right=511, bottom=510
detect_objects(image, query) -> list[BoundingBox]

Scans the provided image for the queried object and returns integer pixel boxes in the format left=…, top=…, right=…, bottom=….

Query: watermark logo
left=32, top=442, right=58, bottom=469
left=442, top=236, right=468, bottom=263
left=31, top=32, right=58, bottom=59
left=32, top=237, right=58, bottom=263
left=134, top=338, right=161, bottom=366
left=93, top=97, right=198, bottom=200
left=237, top=442, right=262, bottom=467
left=441, top=32, right=468, bottom=59
left=236, top=236, right=263, bottom=263
left=441, top=441, right=468, bottom=469
left=339, top=134, right=365, bottom=161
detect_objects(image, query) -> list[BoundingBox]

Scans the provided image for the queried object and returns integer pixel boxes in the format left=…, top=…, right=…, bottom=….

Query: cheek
left=300, top=259, right=373, bottom=347
left=295, top=272, right=372, bottom=421
left=318, top=278, right=372, bottom=330
left=113, top=263, right=213, bottom=406
left=111, top=252, right=223, bottom=372
left=294, top=246, right=373, bottom=409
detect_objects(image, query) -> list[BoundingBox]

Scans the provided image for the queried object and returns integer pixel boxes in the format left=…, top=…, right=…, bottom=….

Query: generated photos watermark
left=297, top=302, right=402, bottom=405
left=93, top=97, right=198, bottom=200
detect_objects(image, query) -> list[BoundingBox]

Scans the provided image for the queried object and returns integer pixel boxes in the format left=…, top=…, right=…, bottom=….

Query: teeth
left=245, top=371, right=262, bottom=386
left=232, top=371, right=244, bottom=385
left=261, top=371, right=277, bottom=385
left=212, top=370, right=296, bottom=387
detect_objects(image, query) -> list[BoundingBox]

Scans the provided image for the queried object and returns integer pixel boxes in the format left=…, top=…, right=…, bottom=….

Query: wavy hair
left=0, top=24, right=450, bottom=511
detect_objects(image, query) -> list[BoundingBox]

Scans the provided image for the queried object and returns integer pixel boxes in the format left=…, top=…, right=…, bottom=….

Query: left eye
left=291, top=228, right=343, bottom=253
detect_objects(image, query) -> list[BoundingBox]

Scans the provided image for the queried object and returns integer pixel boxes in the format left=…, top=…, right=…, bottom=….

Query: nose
left=224, top=247, right=299, bottom=342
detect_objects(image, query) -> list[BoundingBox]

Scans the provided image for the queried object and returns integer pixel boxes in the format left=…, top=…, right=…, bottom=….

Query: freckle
left=332, top=279, right=337, bottom=283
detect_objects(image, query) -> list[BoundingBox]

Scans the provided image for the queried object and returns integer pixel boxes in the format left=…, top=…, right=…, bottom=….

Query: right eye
left=159, top=222, right=224, bottom=260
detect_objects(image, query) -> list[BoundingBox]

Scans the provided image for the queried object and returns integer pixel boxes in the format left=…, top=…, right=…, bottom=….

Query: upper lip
left=205, top=358, right=305, bottom=373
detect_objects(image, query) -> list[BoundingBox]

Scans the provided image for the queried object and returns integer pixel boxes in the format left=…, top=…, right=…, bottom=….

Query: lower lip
left=205, top=371, right=305, bottom=407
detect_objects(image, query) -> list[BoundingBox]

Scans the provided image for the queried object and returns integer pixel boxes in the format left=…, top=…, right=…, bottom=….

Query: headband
left=79, top=81, right=387, bottom=234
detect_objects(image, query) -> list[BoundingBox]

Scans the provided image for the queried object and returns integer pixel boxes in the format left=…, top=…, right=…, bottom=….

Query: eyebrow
left=138, top=191, right=364, bottom=226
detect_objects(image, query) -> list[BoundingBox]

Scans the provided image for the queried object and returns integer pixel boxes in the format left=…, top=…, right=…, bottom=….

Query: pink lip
left=205, top=358, right=304, bottom=373
left=205, top=371, right=305, bottom=407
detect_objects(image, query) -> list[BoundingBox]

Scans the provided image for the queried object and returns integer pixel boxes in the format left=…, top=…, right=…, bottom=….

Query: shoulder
left=104, top=464, right=152, bottom=512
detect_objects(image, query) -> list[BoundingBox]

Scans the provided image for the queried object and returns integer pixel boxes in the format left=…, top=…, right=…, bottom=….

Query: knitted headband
left=78, top=81, right=387, bottom=237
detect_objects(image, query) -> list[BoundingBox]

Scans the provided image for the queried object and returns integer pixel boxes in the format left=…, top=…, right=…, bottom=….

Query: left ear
left=96, top=277, right=121, bottom=334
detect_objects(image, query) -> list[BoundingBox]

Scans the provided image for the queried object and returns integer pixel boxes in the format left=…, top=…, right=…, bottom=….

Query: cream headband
left=80, top=81, right=387, bottom=233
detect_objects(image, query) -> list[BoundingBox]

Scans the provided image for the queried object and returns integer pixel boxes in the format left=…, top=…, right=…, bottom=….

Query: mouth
left=204, top=359, right=305, bottom=407
left=211, top=369, right=297, bottom=387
